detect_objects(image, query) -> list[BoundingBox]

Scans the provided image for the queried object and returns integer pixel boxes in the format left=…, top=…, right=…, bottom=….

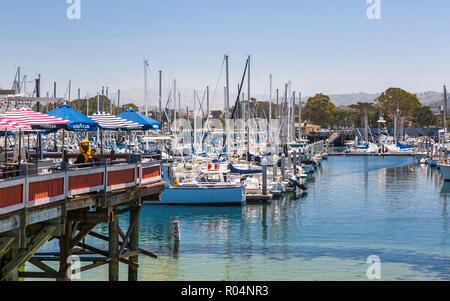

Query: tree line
left=32, top=87, right=442, bottom=129
left=224, top=87, right=439, bottom=129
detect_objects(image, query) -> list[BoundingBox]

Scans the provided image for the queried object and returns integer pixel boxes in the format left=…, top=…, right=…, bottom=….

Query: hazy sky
left=1, top=0, right=450, bottom=108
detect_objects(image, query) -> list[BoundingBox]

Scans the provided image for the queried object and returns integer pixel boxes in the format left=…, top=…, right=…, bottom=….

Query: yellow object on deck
left=18, top=265, right=25, bottom=281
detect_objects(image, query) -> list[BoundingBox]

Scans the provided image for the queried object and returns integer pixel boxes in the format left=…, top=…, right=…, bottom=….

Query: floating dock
left=246, top=193, right=272, bottom=203
left=0, top=159, right=164, bottom=281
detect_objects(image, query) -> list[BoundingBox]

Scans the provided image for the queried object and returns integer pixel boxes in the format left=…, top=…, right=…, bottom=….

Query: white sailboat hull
left=439, top=164, right=450, bottom=181
left=302, top=164, right=314, bottom=174
left=412, top=153, right=427, bottom=163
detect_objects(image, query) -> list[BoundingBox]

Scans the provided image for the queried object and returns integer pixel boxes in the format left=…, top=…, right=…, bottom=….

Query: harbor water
left=33, top=156, right=450, bottom=280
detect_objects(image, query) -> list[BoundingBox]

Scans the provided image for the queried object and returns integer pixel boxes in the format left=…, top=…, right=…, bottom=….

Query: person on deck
left=88, top=149, right=100, bottom=166
left=75, top=139, right=91, bottom=166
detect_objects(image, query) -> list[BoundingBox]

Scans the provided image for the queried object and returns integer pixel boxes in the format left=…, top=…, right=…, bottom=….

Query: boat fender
left=173, top=178, right=179, bottom=187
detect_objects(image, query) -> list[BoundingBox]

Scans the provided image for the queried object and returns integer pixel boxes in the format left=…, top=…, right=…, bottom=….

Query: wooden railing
left=0, top=161, right=161, bottom=216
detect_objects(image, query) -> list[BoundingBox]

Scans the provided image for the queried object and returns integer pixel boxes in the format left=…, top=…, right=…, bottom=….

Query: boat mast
left=225, top=54, right=231, bottom=159
left=364, top=112, right=369, bottom=143
left=118, top=89, right=120, bottom=114
left=225, top=55, right=230, bottom=116
left=158, top=70, right=162, bottom=123
left=67, top=80, right=71, bottom=105
left=173, top=79, right=177, bottom=134
left=144, top=59, right=149, bottom=116
left=206, top=86, right=210, bottom=118
left=298, top=92, right=302, bottom=140
left=247, top=55, right=251, bottom=164
left=269, top=74, right=272, bottom=143
left=193, top=91, right=197, bottom=154
left=444, top=85, right=448, bottom=144
left=292, top=91, right=295, bottom=142
left=283, top=83, right=288, bottom=145
left=22, top=75, right=27, bottom=95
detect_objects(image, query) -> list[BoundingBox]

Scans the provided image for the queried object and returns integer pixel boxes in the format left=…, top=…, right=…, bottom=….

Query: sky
left=1, top=0, right=450, bottom=109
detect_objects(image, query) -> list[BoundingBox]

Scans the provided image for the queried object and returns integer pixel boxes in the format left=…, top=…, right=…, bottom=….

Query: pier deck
left=0, top=160, right=164, bottom=281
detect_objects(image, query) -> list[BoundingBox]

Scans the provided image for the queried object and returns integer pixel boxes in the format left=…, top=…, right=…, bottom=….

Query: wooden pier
left=0, top=160, right=164, bottom=281
left=246, top=193, right=272, bottom=203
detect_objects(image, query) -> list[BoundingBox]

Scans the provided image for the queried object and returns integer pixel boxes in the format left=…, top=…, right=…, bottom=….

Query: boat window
left=206, top=174, right=221, bottom=182
left=198, top=175, right=207, bottom=182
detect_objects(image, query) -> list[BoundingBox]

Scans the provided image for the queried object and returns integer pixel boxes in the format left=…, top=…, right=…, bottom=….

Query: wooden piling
left=128, top=199, right=140, bottom=281
left=109, top=207, right=119, bottom=281
left=273, top=156, right=278, bottom=180
left=262, top=159, right=267, bottom=196
left=58, top=218, right=72, bottom=281
left=293, top=150, right=297, bottom=176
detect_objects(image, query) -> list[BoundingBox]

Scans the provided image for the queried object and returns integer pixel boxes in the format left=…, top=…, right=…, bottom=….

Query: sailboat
left=146, top=164, right=245, bottom=205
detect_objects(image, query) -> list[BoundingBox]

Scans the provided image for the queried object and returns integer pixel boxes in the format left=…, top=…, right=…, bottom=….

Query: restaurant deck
left=0, top=158, right=165, bottom=281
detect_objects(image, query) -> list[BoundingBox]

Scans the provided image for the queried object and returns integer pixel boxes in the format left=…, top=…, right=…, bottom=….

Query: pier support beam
left=128, top=199, right=140, bottom=281
left=273, top=157, right=278, bottom=181
left=262, top=159, right=268, bottom=196
left=109, top=207, right=119, bottom=281
left=58, top=219, right=73, bottom=281
left=0, top=222, right=59, bottom=281
left=0, top=236, right=15, bottom=260
left=293, top=150, right=297, bottom=176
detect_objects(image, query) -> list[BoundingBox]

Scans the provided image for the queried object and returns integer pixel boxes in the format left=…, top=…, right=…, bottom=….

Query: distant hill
left=314, top=91, right=444, bottom=107
left=112, top=86, right=445, bottom=111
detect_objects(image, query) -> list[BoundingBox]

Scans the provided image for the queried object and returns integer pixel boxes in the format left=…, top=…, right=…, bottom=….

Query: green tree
left=333, top=107, right=356, bottom=129
left=348, top=102, right=378, bottom=128
left=122, top=103, right=139, bottom=112
left=375, top=88, right=421, bottom=125
left=303, top=93, right=336, bottom=127
left=412, top=105, right=435, bottom=127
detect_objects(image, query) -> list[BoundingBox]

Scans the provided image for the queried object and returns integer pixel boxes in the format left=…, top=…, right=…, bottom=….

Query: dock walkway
left=0, top=159, right=165, bottom=281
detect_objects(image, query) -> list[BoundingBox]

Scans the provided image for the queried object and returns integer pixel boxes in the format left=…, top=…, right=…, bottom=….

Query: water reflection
left=38, top=156, right=450, bottom=280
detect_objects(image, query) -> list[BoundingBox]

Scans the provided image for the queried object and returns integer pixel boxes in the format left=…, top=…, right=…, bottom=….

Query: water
left=32, top=156, right=450, bottom=280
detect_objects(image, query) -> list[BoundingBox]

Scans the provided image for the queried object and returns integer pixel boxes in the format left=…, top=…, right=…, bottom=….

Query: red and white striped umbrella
left=0, top=119, right=26, bottom=130
left=0, top=108, right=71, bottom=129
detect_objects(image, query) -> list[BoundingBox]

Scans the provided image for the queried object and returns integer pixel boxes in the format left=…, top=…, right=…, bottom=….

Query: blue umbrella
left=117, top=109, right=161, bottom=130
left=46, top=104, right=98, bottom=131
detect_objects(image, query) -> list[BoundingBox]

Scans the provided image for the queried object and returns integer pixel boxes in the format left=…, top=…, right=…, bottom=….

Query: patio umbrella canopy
left=0, top=107, right=71, bottom=130
left=117, top=109, right=161, bottom=130
left=0, top=119, right=28, bottom=131
left=88, top=112, right=143, bottom=131
left=46, top=104, right=98, bottom=131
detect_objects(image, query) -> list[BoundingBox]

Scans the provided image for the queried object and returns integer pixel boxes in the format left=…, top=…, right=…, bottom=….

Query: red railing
left=0, top=161, right=161, bottom=216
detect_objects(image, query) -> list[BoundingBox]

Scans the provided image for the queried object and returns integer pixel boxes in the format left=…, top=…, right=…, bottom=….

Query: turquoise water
left=32, top=156, right=450, bottom=280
